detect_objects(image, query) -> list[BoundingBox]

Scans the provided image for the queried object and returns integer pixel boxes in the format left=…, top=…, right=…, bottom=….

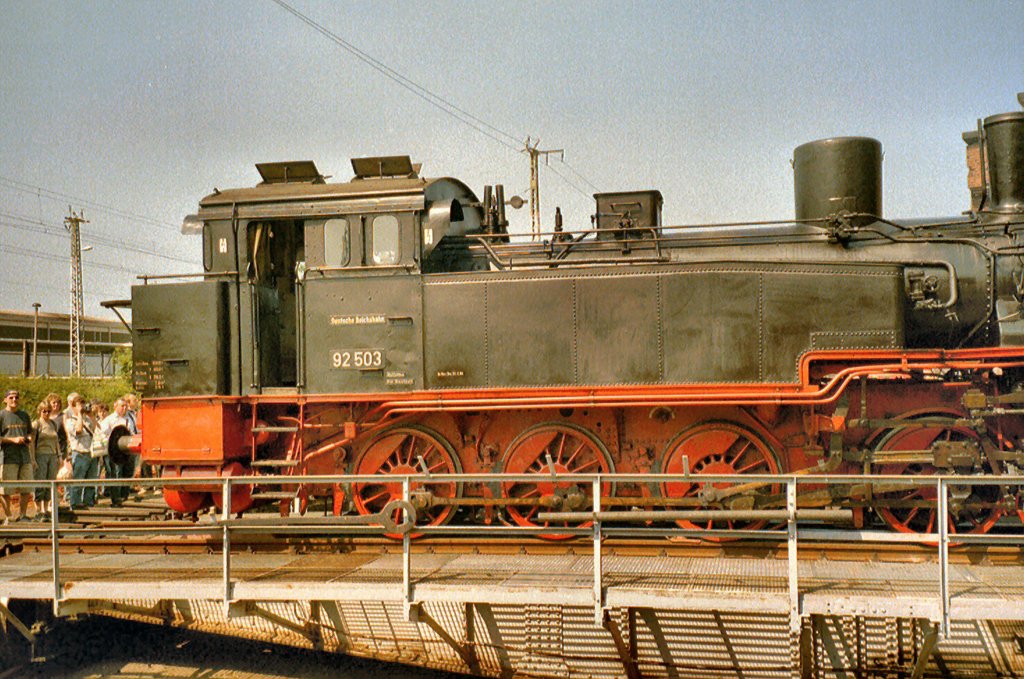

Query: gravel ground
left=8, top=616, right=468, bottom=678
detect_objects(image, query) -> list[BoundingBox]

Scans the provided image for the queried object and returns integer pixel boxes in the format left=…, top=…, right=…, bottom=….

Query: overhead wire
left=4, top=243, right=147, bottom=275
left=270, top=0, right=522, bottom=152
left=0, top=175, right=179, bottom=231
left=558, top=157, right=602, bottom=193
left=0, top=211, right=195, bottom=264
left=542, top=164, right=591, bottom=198
left=1, top=277, right=121, bottom=303
left=269, top=0, right=604, bottom=196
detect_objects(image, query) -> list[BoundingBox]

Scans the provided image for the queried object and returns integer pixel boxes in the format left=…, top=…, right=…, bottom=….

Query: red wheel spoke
left=735, top=458, right=768, bottom=474
left=390, top=450, right=406, bottom=470
left=564, top=443, right=587, bottom=468
left=361, top=490, right=390, bottom=506
left=573, top=458, right=601, bottom=472
left=726, top=440, right=752, bottom=466
left=428, top=460, right=447, bottom=472
left=554, top=434, right=567, bottom=463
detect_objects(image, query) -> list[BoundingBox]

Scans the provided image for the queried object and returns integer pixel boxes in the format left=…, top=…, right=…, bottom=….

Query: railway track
left=11, top=534, right=1023, bottom=563
left=3, top=489, right=1023, bottom=566
left=7, top=521, right=1024, bottom=567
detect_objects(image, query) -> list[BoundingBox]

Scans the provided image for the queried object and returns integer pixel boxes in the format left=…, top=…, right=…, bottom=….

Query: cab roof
left=199, top=156, right=465, bottom=208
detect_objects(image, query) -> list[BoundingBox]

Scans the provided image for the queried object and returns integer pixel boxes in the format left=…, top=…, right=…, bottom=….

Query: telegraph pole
left=31, top=302, right=41, bottom=377
left=523, top=137, right=563, bottom=241
left=65, top=209, right=88, bottom=376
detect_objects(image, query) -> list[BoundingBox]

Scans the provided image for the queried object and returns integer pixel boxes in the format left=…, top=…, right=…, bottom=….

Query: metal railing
left=1, top=471, right=1022, bottom=638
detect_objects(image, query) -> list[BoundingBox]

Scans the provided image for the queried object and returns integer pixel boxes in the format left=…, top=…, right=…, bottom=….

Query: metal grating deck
left=1, top=549, right=1023, bottom=623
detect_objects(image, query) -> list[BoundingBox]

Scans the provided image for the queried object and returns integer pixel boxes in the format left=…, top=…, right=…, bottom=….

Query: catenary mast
left=65, top=209, right=88, bottom=376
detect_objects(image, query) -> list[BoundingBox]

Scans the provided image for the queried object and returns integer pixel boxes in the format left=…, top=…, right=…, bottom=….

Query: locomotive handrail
left=903, top=259, right=960, bottom=311
left=136, top=271, right=239, bottom=282
left=462, top=213, right=985, bottom=245
left=304, top=263, right=417, bottom=274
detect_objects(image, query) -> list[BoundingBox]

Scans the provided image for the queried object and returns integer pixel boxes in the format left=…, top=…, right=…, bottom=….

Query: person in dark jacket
left=0, top=390, right=35, bottom=522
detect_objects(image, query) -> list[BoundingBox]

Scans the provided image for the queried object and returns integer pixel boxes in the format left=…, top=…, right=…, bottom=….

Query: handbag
left=90, top=430, right=109, bottom=458
left=57, top=459, right=72, bottom=481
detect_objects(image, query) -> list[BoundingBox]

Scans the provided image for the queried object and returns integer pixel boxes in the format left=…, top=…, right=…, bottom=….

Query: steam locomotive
left=129, top=98, right=1024, bottom=536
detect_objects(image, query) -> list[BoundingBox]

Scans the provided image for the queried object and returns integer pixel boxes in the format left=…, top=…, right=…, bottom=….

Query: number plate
left=331, top=349, right=385, bottom=370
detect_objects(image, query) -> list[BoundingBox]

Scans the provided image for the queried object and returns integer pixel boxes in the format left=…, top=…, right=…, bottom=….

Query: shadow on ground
left=7, top=614, right=468, bottom=678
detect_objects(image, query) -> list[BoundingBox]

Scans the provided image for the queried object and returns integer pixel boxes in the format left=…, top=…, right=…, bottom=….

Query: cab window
left=323, top=218, right=350, bottom=266
left=202, top=223, right=213, bottom=271
left=371, top=215, right=400, bottom=265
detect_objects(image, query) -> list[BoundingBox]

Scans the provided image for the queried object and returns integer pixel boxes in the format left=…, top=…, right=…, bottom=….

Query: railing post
left=937, top=478, right=949, bottom=638
left=50, top=480, right=61, bottom=615
left=787, top=478, right=799, bottom=636
left=593, top=476, right=603, bottom=626
left=403, top=476, right=413, bottom=619
left=222, top=476, right=233, bottom=615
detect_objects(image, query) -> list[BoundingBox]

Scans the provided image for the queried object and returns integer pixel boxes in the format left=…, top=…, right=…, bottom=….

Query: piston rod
left=537, top=508, right=853, bottom=523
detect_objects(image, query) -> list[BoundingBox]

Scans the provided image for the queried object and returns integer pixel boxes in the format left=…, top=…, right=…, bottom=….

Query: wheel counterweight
left=659, top=421, right=781, bottom=533
left=501, top=423, right=613, bottom=535
left=352, top=426, right=462, bottom=533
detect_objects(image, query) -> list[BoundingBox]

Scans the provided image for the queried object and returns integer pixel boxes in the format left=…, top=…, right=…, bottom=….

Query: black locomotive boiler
left=129, top=101, right=1024, bottom=537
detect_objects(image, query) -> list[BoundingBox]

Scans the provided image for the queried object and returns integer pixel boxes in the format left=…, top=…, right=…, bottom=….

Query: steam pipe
left=495, top=184, right=507, bottom=233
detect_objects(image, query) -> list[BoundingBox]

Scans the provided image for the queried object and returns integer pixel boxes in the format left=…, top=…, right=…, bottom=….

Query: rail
left=2, top=471, right=1023, bottom=639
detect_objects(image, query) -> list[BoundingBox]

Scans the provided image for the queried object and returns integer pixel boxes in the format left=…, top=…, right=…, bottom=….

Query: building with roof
left=0, top=308, right=130, bottom=376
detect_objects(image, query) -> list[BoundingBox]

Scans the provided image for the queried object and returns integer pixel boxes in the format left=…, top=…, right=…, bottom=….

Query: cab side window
left=323, top=218, right=350, bottom=267
left=371, top=215, right=400, bottom=265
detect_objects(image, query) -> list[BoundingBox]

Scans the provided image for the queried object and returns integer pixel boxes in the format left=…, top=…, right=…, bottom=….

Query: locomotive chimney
left=793, top=137, right=882, bottom=225
left=982, top=111, right=1024, bottom=214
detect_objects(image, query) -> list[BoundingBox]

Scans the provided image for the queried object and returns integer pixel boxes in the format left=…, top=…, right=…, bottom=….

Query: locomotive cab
left=134, top=156, right=483, bottom=399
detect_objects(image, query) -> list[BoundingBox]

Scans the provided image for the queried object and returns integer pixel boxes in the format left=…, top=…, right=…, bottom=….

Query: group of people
left=0, top=389, right=141, bottom=523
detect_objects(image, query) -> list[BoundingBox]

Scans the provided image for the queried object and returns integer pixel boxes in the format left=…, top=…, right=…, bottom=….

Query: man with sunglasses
left=0, top=390, right=35, bottom=522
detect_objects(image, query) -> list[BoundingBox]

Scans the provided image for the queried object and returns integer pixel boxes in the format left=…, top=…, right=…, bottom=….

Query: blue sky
left=1, top=0, right=1022, bottom=317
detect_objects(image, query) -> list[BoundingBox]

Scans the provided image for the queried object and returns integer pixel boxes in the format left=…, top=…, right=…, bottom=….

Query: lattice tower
left=64, top=209, right=88, bottom=376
